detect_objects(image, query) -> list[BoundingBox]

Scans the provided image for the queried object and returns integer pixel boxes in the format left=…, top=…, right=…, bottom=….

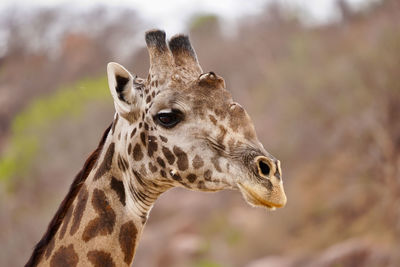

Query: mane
left=25, top=123, right=112, bottom=267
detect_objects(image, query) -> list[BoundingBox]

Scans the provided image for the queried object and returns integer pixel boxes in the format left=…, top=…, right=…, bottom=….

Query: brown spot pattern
left=119, top=221, right=138, bottom=264
left=82, top=189, right=116, bottom=242
left=229, top=104, right=246, bottom=131
left=87, top=250, right=115, bottom=267
left=160, top=170, right=167, bottom=178
left=140, top=132, right=146, bottom=146
left=171, top=172, right=182, bottom=181
left=186, top=173, right=197, bottom=183
left=209, top=114, right=217, bottom=125
left=147, top=136, right=158, bottom=157
left=148, top=162, right=158, bottom=173
left=214, top=108, right=224, bottom=119
left=25, top=125, right=112, bottom=267
left=45, top=237, right=55, bottom=260
left=156, top=157, right=166, bottom=168
left=159, top=135, right=168, bottom=142
left=162, top=146, right=175, bottom=165
left=50, top=244, right=78, bottom=267
left=133, top=144, right=143, bottom=161
left=217, top=125, right=227, bottom=144
left=70, top=184, right=89, bottom=236
left=59, top=203, right=74, bottom=240
left=130, top=128, right=137, bottom=138
left=173, top=146, right=188, bottom=171
left=110, top=177, right=126, bottom=206
left=192, top=155, right=204, bottom=169
left=94, top=143, right=115, bottom=181
left=204, top=170, right=212, bottom=181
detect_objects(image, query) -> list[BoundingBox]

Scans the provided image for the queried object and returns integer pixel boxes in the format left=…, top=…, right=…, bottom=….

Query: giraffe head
left=107, top=30, right=286, bottom=210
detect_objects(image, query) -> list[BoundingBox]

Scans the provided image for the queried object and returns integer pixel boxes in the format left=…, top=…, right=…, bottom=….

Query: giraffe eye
left=155, top=109, right=183, bottom=128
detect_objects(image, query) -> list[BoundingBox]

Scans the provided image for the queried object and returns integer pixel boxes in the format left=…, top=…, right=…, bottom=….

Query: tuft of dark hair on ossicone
left=145, top=30, right=168, bottom=52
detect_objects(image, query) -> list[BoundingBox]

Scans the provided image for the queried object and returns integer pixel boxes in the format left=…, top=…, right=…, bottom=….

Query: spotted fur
left=110, top=177, right=126, bottom=206
left=119, top=221, right=137, bottom=264
left=87, top=250, right=115, bottom=267
left=25, top=125, right=111, bottom=267
left=132, top=144, right=144, bottom=161
left=70, top=184, right=89, bottom=235
left=82, top=189, right=116, bottom=242
left=50, top=244, right=78, bottom=267
left=59, top=203, right=74, bottom=240
left=27, top=29, right=286, bottom=267
left=173, top=146, right=188, bottom=171
left=94, top=143, right=115, bottom=181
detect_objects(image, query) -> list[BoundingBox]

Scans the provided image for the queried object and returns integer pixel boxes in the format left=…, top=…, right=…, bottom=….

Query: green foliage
left=210, top=218, right=242, bottom=246
left=201, top=213, right=243, bottom=249
left=190, top=14, right=219, bottom=31
left=194, top=259, right=225, bottom=267
left=0, top=76, right=110, bottom=184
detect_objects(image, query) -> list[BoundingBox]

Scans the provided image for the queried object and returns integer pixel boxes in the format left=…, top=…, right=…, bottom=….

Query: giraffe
left=26, top=29, right=287, bottom=267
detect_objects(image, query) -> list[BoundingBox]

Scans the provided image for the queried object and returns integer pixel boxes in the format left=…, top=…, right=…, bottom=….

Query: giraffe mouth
left=237, top=182, right=286, bottom=210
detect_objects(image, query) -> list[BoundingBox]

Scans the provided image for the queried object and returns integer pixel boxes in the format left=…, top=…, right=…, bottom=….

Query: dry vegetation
left=0, top=1, right=399, bottom=266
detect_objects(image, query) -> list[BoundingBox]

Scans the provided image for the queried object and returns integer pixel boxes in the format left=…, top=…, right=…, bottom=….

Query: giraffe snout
left=236, top=155, right=286, bottom=210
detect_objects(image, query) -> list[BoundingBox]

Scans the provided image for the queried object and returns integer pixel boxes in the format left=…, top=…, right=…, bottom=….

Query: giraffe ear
left=107, top=62, right=142, bottom=116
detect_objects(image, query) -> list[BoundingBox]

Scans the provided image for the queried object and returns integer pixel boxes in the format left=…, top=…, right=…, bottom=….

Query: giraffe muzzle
left=237, top=156, right=287, bottom=210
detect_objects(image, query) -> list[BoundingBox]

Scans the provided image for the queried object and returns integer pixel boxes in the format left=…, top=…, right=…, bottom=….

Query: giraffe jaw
left=237, top=182, right=286, bottom=210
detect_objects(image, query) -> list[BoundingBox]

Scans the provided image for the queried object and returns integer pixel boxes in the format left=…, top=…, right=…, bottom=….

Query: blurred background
left=0, top=0, right=399, bottom=266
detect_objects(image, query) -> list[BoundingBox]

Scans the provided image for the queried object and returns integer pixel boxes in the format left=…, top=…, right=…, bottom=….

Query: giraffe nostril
left=257, top=158, right=271, bottom=177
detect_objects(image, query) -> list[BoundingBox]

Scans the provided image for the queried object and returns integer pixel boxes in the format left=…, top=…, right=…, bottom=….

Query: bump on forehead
left=198, top=72, right=225, bottom=89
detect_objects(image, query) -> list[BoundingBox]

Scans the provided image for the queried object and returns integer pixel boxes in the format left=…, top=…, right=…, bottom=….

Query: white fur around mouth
left=237, top=183, right=284, bottom=210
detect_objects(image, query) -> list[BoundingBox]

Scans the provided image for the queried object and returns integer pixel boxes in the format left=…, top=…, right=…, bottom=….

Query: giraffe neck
left=35, top=127, right=166, bottom=267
